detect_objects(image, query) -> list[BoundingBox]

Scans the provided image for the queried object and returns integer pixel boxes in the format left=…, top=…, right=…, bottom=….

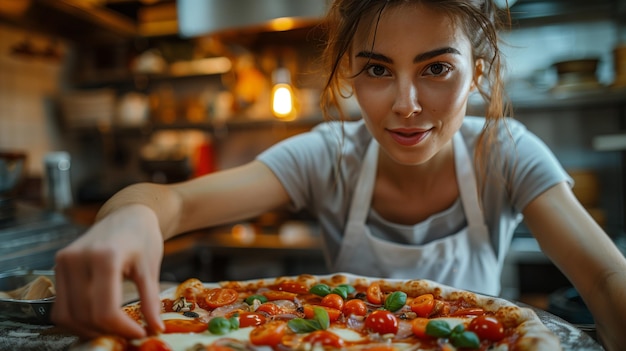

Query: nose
left=392, top=79, right=422, bottom=118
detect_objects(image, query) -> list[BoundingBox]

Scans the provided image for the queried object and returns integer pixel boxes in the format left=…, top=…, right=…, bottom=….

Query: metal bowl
left=0, top=269, right=55, bottom=325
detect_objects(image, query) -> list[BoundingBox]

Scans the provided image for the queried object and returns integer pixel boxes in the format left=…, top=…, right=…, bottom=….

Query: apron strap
left=347, top=140, right=379, bottom=224
left=453, top=132, right=486, bottom=227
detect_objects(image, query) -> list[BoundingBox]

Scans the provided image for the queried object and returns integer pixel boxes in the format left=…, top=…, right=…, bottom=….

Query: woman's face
left=350, top=3, right=480, bottom=166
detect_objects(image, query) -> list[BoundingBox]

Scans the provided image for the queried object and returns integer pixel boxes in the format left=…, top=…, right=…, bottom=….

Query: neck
left=377, top=140, right=455, bottom=191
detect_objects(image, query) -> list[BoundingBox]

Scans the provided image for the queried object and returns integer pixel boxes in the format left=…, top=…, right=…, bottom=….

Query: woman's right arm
left=52, top=160, right=291, bottom=339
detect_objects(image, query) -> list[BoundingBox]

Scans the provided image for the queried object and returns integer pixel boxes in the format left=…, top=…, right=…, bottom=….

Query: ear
left=471, top=59, right=484, bottom=91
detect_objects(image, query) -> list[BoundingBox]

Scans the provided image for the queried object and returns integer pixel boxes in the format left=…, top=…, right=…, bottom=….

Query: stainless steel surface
left=0, top=270, right=55, bottom=325
left=0, top=203, right=83, bottom=272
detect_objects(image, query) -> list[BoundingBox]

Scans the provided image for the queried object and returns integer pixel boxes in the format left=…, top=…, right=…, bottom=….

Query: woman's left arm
left=522, top=181, right=626, bottom=351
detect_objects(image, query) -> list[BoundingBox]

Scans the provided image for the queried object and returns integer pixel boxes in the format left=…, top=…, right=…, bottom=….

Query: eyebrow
left=355, top=47, right=461, bottom=63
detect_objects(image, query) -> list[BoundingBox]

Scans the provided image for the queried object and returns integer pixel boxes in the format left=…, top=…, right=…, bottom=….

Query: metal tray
left=0, top=269, right=55, bottom=324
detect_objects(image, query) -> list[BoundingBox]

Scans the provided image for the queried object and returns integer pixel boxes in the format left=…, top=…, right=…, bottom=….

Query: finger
left=52, top=248, right=93, bottom=335
left=89, top=250, right=148, bottom=339
left=134, top=264, right=165, bottom=335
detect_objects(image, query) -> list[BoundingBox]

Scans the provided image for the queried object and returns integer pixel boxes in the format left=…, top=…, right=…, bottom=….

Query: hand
left=52, top=204, right=165, bottom=339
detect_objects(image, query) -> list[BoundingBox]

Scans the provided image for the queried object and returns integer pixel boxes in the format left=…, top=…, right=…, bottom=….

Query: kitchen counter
left=0, top=281, right=176, bottom=351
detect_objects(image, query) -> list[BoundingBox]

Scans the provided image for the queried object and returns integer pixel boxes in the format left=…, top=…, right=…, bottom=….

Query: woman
left=52, top=0, right=626, bottom=350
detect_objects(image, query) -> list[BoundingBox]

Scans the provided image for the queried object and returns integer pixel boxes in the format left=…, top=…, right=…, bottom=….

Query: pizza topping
left=208, top=316, right=239, bottom=335
left=410, top=293, right=436, bottom=317
left=288, top=306, right=330, bottom=333
left=302, top=330, right=346, bottom=348
left=136, top=337, right=172, bottom=351
left=425, top=319, right=480, bottom=349
left=309, top=283, right=332, bottom=297
left=383, top=291, right=407, bottom=312
left=365, top=310, right=399, bottom=335
left=163, top=319, right=208, bottom=334
left=320, top=293, right=344, bottom=311
left=277, top=281, right=309, bottom=294
left=366, top=283, right=384, bottom=305
left=236, top=312, right=266, bottom=328
left=343, top=299, right=368, bottom=317
left=330, top=284, right=353, bottom=299
left=172, top=296, right=193, bottom=312
left=249, top=320, right=288, bottom=347
left=244, top=294, right=267, bottom=305
left=204, top=288, right=238, bottom=309
left=182, top=311, right=200, bottom=318
left=468, top=314, right=505, bottom=341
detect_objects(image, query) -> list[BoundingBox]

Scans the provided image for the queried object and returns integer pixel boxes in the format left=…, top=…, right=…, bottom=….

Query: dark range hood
left=177, top=0, right=330, bottom=38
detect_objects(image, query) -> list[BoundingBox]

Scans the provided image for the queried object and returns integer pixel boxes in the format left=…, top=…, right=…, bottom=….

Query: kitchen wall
left=0, top=23, right=72, bottom=176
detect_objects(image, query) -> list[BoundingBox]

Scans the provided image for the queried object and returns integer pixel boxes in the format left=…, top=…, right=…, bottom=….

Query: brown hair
left=319, top=0, right=513, bottom=189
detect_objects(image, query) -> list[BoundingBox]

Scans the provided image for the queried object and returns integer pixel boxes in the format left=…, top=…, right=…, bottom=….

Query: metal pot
left=552, top=58, right=601, bottom=93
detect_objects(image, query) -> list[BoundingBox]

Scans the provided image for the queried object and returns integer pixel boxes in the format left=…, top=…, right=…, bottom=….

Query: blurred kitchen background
left=1, top=0, right=626, bottom=325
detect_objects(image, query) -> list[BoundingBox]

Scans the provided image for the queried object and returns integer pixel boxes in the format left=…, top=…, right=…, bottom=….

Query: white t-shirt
left=257, top=117, right=572, bottom=267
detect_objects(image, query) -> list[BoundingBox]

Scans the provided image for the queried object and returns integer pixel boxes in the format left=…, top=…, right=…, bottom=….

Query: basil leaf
left=229, top=315, right=240, bottom=330
left=451, top=323, right=465, bottom=335
left=338, top=284, right=355, bottom=294
left=330, top=286, right=349, bottom=299
left=451, top=330, right=480, bottom=349
left=245, top=294, right=268, bottom=305
left=287, top=318, right=322, bottom=333
left=309, top=284, right=332, bottom=297
left=209, top=317, right=232, bottom=335
left=384, top=291, right=407, bottom=312
left=313, top=306, right=330, bottom=330
left=426, top=319, right=452, bottom=338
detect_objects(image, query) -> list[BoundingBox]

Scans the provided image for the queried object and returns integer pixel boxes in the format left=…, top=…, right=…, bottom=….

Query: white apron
left=333, top=132, right=500, bottom=296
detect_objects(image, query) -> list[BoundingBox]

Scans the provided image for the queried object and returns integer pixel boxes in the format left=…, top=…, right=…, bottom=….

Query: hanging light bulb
left=271, top=67, right=297, bottom=121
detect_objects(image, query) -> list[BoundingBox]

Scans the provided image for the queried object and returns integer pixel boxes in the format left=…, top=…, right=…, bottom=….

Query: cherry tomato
left=320, top=293, right=344, bottom=311
left=365, top=310, right=398, bottom=335
left=277, top=282, right=309, bottom=294
left=204, top=345, right=236, bottom=351
left=410, top=294, right=435, bottom=317
left=468, top=315, right=505, bottom=341
left=162, top=299, right=175, bottom=312
left=302, top=330, right=345, bottom=348
left=303, top=304, right=342, bottom=322
left=255, top=302, right=281, bottom=315
left=263, top=290, right=298, bottom=301
left=366, top=283, right=384, bottom=305
left=343, top=299, right=368, bottom=317
left=163, top=319, right=208, bottom=333
left=411, top=317, right=430, bottom=339
left=249, top=321, right=288, bottom=347
left=138, top=338, right=173, bottom=351
left=238, top=312, right=267, bottom=328
left=205, top=288, right=238, bottom=309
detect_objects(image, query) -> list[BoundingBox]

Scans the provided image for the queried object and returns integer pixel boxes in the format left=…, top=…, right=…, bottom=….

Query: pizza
left=70, top=273, right=561, bottom=351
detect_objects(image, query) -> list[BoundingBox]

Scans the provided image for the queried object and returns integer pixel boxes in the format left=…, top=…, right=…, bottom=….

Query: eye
left=424, top=62, right=452, bottom=77
left=365, top=64, right=391, bottom=77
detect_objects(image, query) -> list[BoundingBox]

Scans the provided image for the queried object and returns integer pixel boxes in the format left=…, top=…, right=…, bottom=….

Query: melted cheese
left=328, top=327, right=365, bottom=342
left=149, top=327, right=257, bottom=351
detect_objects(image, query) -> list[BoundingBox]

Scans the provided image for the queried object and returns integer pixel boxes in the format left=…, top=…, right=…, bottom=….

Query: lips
left=387, top=128, right=431, bottom=146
